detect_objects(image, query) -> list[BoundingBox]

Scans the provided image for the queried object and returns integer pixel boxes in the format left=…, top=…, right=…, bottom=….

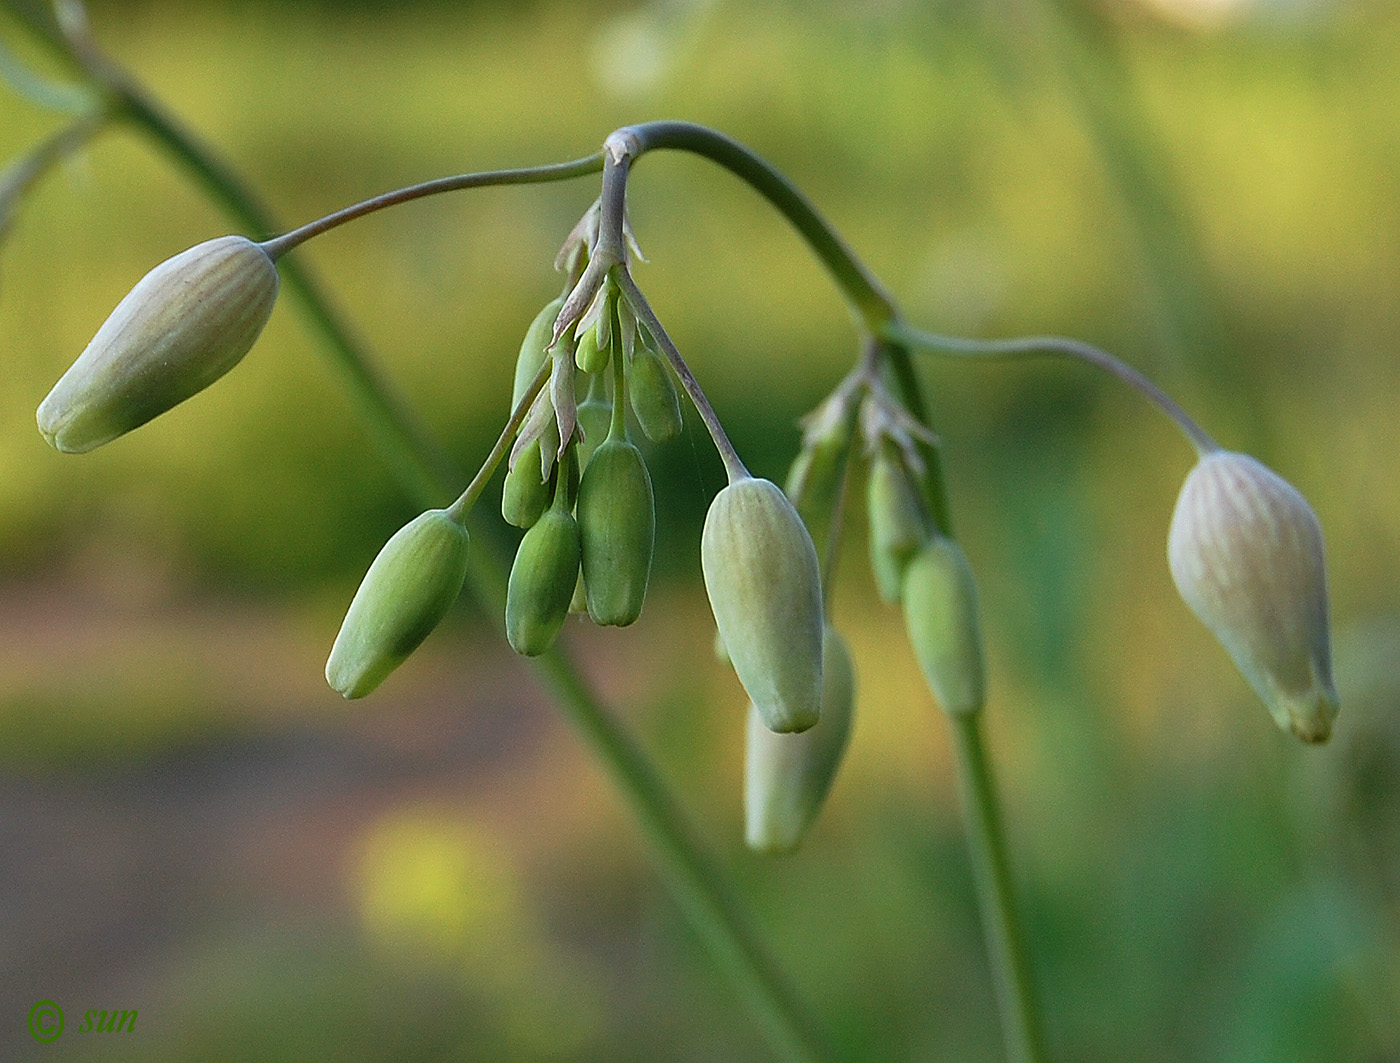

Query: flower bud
left=575, top=392, right=613, bottom=469
left=501, top=439, right=549, bottom=528
left=512, top=296, right=565, bottom=410
left=1168, top=451, right=1338, bottom=743
left=702, top=477, right=824, bottom=733
left=326, top=509, right=470, bottom=699
left=37, top=235, right=278, bottom=453
left=505, top=505, right=581, bottom=657
left=578, top=437, right=655, bottom=627
left=868, top=449, right=927, bottom=604
left=745, top=625, right=856, bottom=854
left=574, top=323, right=610, bottom=375
left=629, top=344, right=683, bottom=444
left=902, top=535, right=985, bottom=716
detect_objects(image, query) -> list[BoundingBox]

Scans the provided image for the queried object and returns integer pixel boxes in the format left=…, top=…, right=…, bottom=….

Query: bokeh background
left=2, top=0, right=1398, bottom=1059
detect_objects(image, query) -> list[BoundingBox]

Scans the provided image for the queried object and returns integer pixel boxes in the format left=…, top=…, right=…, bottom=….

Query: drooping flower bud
left=867, top=447, right=928, bottom=604
left=702, top=477, right=824, bottom=733
left=326, top=509, right=470, bottom=699
left=1168, top=450, right=1339, bottom=743
left=902, top=535, right=986, bottom=716
left=512, top=296, right=565, bottom=410
left=505, top=503, right=581, bottom=657
left=745, top=625, right=856, bottom=854
left=501, top=439, right=550, bottom=529
left=574, top=323, right=610, bottom=376
left=37, top=235, right=279, bottom=453
left=629, top=343, right=683, bottom=444
left=577, top=437, right=655, bottom=627
left=575, top=390, right=613, bottom=469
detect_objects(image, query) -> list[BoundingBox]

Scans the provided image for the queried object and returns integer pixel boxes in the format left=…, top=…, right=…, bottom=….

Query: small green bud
left=506, top=506, right=581, bottom=657
left=574, top=323, right=610, bottom=375
left=501, top=439, right=550, bottom=528
left=326, top=510, right=470, bottom=699
left=745, top=625, right=856, bottom=854
left=629, top=344, right=683, bottom=444
left=38, top=235, right=279, bottom=453
left=785, top=427, right=852, bottom=535
left=702, top=477, right=824, bottom=733
left=868, top=450, right=927, bottom=604
left=1168, top=451, right=1338, bottom=743
left=578, top=438, right=655, bottom=627
left=902, top=536, right=986, bottom=716
left=575, top=392, right=614, bottom=469
left=512, top=296, right=565, bottom=410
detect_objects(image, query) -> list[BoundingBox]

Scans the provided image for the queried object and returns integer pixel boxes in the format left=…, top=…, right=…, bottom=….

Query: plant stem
left=4, top=9, right=838, bottom=1059
left=617, top=121, right=898, bottom=336
left=949, top=712, right=1048, bottom=1063
left=886, top=322, right=1217, bottom=456
left=532, top=649, right=838, bottom=1063
left=259, top=154, right=603, bottom=260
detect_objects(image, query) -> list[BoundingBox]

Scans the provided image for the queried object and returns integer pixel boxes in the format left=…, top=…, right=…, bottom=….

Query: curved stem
left=259, top=154, right=603, bottom=260
left=617, top=121, right=899, bottom=335
left=888, top=322, right=1217, bottom=456
left=950, top=713, right=1049, bottom=1063
left=447, top=361, right=549, bottom=523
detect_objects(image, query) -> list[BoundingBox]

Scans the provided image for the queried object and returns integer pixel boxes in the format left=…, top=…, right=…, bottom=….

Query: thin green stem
left=949, top=712, right=1048, bottom=1063
left=532, top=649, right=838, bottom=1063
left=887, top=321, right=1217, bottom=456
left=259, top=154, right=603, bottom=260
left=447, top=361, right=549, bottom=523
left=619, top=121, right=898, bottom=335
left=613, top=267, right=751, bottom=484
left=4, top=13, right=839, bottom=1061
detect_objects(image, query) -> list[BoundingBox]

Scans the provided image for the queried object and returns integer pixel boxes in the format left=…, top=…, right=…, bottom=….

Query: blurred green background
left=2, top=0, right=1398, bottom=1060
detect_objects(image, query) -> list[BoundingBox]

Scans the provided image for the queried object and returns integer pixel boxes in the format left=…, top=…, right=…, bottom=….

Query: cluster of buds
left=30, top=138, right=1342, bottom=859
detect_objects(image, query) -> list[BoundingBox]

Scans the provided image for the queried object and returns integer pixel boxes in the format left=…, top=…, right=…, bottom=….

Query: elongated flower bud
left=902, top=535, right=985, bottom=716
left=1168, top=451, right=1338, bottom=743
left=868, top=449, right=927, bottom=604
left=512, top=296, right=564, bottom=410
left=745, top=625, right=856, bottom=853
left=506, top=505, right=581, bottom=657
left=575, top=392, right=613, bottom=469
left=326, top=510, right=470, bottom=699
left=37, top=235, right=278, bottom=453
left=629, top=344, right=683, bottom=444
left=578, top=438, right=655, bottom=626
left=501, top=439, right=549, bottom=529
left=702, top=477, right=824, bottom=733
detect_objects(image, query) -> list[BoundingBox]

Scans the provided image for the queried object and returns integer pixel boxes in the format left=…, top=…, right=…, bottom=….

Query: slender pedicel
left=888, top=323, right=1217, bottom=455
left=258, top=154, right=605, bottom=260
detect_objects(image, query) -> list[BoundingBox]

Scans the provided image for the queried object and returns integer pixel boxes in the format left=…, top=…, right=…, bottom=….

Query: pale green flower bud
left=506, top=505, right=581, bottom=657
left=326, top=509, right=470, bottom=699
left=629, top=344, right=683, bottom=444
left=1168, top=451, right=1339, bottom=743
left=574, top=322, right=610, bottom=375
left=37, top=235, right=278, bottom=453
left=902, top=535, right=986, bottom=716
left=575, top=391, right=613, bottom=469
left=868, top=449, right=928, bottom=604
left=702, top=477, right=824, bottom=733
left=577, top=437, right=655, bottom=627
left=501, top=439, right=549, bottom=529
left=745, top=625, right=856, bottom=854
left=512, top=296, right=565, bottom=410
